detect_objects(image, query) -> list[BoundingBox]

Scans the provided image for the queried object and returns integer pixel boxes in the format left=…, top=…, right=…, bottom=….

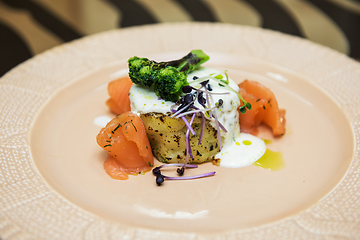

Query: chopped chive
left=129, top=121, right=137, bottom=132
left=112, top=124, right=122, bottom=134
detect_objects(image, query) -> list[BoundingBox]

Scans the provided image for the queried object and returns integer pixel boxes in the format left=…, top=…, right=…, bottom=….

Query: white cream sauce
left=94, top=115, right=112, bottom=127
left=217, top=133, right=266, bottom=168
left=129, top=67, right=266, bottom=167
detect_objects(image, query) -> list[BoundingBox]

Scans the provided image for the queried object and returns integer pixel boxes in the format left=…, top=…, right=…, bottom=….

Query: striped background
left=0, top=0, right=359, bottom=76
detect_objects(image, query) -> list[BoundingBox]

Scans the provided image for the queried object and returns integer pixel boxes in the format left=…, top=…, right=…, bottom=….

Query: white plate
left=1, top=23, right=359, bottom=239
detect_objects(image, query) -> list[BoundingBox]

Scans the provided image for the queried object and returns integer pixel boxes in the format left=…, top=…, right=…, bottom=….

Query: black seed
left=201, top=80, right=209, bottom=86
left=198, top=92, right=206, bottom=106
left=182, top=85, right=192, bottom=93
left=156, top=175, right=164, bottom=186
left=177, top=167, right=184, bottom=176
left=207, top=84, right=213, bottom=91
left=184, top=94, right=193, bottom=104
left=152, top=167, right=161, bottom=176
left=217, top=99, right=223, bottom=107
left=193, top=76, right=199, bottom=80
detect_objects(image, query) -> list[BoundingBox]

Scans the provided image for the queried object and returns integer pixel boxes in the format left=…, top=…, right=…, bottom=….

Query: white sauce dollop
left=217, top=133, right=266, bottom=168
left=129, top=67, right=266, bottom=167
left=94, top=115, right=112, bottom=127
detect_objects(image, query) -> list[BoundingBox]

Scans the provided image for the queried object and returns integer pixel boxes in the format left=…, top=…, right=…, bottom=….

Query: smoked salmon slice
left=96, top=112, right=154, bottom=180
left=238, top=80, right=286, bottom=136
left=106, top=77, right=133, bottom=115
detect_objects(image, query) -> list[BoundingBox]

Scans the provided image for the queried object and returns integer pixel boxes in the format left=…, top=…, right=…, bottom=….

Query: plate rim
left=1, top=22, right=359, bottom=240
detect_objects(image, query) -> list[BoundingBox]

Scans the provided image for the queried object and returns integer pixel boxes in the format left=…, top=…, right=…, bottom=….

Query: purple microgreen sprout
left=209, top=93, right=223, bottom=150
left=185, top=113, right=196, bottom=159
left=191, top=73, right=251, bottom=113
left=170, top=92, right=196, bottom=118
left=177, top=113, right=196, bottom=176
left=192, top=106, right=206, bottom=145
left=152, top=163, right=215, bottom=186
left=152, top=164, right=215, bottom=186
left=180, top=115, right=196, bottom=136
left=170, top=101, right=193, bottom=118
left=217, top=120, right=228, bottom=133
left=152, top=163, right=198, bottom=175
left=195, top=88, right=229, bottom=95
left=170, top=109, right=196, bottom=135
left=202, top=81, right=212, bottom=118
left=198, top=79, right=225, bottom=150
left=153, top=164, right=198, bottom=185
left=174, top=105, right=220, bottom=119
left=198, top=112, right=205, bottom=145
left=164, top=171, right=216, bottom=180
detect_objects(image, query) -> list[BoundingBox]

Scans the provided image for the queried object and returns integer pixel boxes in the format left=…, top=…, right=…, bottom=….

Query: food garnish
left=128, top=50, right=210, bottom=102
left=238, top=80, right=286, bottom=136
left=151, top=164, right=215, bottom=186
left=106, top=76, right=133, bottom=115
left=96, top=112, right=153, bottom=180
left=168, top=74, right=247, bottom=176
left=98, top=50, right=286, bottom=185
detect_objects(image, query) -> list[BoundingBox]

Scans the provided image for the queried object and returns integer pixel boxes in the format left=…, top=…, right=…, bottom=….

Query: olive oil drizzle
left=253, top=139, right=285, bottom=171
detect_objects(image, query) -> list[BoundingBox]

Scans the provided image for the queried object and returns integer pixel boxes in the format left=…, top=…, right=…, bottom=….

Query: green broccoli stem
left=156, top=50, right=210, bottom=73
left=177, top=50, right=210, bottom=73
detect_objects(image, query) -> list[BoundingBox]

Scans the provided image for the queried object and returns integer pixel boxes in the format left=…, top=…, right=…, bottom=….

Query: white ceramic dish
left=1, top=23, right=359, bottom=239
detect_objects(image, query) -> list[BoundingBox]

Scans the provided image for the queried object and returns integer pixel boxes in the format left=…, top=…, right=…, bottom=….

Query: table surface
left=0, top=0, right=359, bottom=78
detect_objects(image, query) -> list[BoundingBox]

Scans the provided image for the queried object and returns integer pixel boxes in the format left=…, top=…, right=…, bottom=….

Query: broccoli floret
left=154, top=67, right=188, bottom=102
left=128, top=50, right=210, bottom=101
left=128, top=57, right=157, bottom=87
